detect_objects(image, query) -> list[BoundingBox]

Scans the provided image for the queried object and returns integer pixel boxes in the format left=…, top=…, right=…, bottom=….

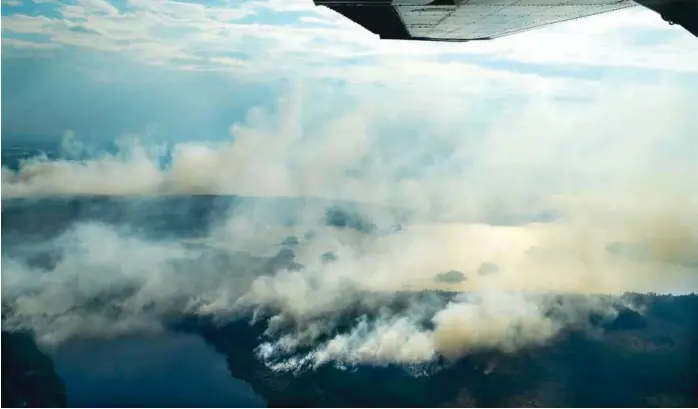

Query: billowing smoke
left=2, top=82, right=697, bottom=370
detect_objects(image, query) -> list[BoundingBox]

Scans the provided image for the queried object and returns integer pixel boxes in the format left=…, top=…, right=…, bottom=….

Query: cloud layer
left=3, top=0, right=698, bottom=79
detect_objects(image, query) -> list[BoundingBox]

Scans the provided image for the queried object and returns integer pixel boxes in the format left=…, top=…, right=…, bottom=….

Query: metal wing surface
left=313, top=0, right=687, bottom=41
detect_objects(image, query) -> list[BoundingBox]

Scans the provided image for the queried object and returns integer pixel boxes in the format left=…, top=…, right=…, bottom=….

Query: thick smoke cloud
left=2, top=81, right=697, bottom=370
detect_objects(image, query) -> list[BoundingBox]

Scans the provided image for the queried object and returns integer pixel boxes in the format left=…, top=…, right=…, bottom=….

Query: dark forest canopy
left=3, top=292, right=697, bottom=407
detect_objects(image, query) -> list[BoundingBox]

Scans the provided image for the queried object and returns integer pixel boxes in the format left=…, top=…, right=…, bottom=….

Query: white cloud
left=2, top=0, right=697, bottom=79
left=1, top=37, right=60, bottom=49
left=74, top=0, right=119, bottom=16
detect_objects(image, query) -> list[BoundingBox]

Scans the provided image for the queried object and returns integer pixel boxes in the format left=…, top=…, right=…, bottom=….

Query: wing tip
left=314, top=1, right=413, bottom=40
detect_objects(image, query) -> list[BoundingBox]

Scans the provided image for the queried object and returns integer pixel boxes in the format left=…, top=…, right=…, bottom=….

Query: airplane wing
left=313, top=0, right=698, bottom=41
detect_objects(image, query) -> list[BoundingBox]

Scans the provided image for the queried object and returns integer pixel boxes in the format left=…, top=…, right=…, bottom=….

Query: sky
left=2, top=0, right=698, bottom=360
left=2, top=0, right=698, bottom=205
left=2, top=0, right=697, bottom=141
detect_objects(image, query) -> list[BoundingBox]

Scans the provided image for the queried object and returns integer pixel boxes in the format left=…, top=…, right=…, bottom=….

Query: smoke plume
left=2, top=82, right=697, bottom=370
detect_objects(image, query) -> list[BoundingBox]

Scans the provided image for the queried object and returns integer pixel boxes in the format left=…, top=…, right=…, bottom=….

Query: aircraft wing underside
left=313, top=0, right=698, bottom=41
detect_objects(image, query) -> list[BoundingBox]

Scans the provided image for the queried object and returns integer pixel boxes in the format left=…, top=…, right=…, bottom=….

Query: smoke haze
left=2, top=83, right=697, bottom=370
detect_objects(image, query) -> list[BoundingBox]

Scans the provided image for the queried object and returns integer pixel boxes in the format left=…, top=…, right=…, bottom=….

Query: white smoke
left=2, top=80, right=697, bottom=369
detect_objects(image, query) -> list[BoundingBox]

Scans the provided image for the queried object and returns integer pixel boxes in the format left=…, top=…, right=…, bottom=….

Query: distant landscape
left=4, top=290, right=698, bottom=407
left=2, top=139, right=697, bottom=408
